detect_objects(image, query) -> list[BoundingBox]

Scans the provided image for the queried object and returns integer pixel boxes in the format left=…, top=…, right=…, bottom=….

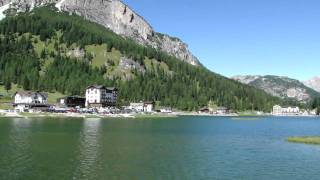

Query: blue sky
left=123, top=0, right=320, bottom=80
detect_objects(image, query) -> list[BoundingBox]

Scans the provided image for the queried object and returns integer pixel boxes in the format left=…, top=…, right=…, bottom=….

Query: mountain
left=0, top=0, right=199, bottom=66
left=0, top=5, right=283, bottom=111
left=304, top=77, right=320, bottom=93
left=232, top=75, right=320, bottom=103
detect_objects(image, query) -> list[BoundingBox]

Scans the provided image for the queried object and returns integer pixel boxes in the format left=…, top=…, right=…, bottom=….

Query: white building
left=272, top=105, right=282, bottom=115
left=217, top=107, right=229, bottom=114
left=143, top=102, right=154, bottom=112
left=130, top=101, right=155, bottom=112
left=85, top=85, right=118, bottom=108
left=13, top=91, right=48, bottom=112
left=272, top=105, right=300, bottom=115
left=129, top=102, right=144, bottom=112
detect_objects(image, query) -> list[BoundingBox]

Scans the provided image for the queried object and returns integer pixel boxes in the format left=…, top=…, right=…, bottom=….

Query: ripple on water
left=0, top=116, right=320, bottom=179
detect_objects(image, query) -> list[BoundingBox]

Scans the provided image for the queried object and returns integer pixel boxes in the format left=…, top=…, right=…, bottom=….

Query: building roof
left=274, top=105, right=299, bottom=109
left=199, top=107, right=209, bottom=111
left=57, top=96, right=85, bottom=100
left=86, top=85, right=106, bottom=89
left=217, top=107, right=228, bottom=110
left=15, top=91, right=48, bottom=98
left=86, top=85, right=117, bottom=91
left=144, top=101, right=155, bottom=104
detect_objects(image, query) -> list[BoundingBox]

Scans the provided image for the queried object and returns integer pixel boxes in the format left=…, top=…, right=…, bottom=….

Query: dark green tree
left=4, top=80, right=11, bottom=93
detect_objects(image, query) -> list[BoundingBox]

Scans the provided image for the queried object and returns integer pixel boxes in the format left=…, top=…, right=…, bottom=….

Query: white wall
left=144, top=104, right=153, bottom=112
left=130, top=103, right=144, bottom=112
left=14, top=93, right=47, bottom=104
left=86, top=88, right=102, bottom=107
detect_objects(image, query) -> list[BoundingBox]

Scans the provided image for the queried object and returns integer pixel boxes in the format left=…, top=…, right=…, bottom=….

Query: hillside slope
left=0, top=6, right=282, bottom=111
left=0, top=0, right=199, bottom=65
left=232, top=75, right=320, bottom=103
left=304, top=77, right=320, bottom=93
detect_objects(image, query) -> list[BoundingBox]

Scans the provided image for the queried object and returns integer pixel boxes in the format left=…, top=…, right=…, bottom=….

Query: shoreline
left=0, top=112, right=179, bottom=119
left=0, top=111, right=239, bottom=119
left=178, top=112, right=239, bottom=117
left=0, top=111, right=318, bottom=119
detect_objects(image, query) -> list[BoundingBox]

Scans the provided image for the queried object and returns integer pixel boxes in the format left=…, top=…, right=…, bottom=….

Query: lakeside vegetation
left=0, top=5, right=285, bottom=111
left=287, top=136, right=320, bottom=145
left=310, top=97, right=320, bottom=115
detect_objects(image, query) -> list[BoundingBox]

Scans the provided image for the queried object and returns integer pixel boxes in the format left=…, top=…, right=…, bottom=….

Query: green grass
left=30, top=30, right=171, bottom=81
left=0, top=84, right=65, bottom=108
left=0, top=84, right=21, bottom=109
left=32, top=35, right=56, bottom=56
left=32, top=36, right=46, bottom=55
left=144, top=57, right=172, bottom=75
left=0, top=102, right=12, bottom=109
left=47, top=91, right=65, bottom=104
left=0, top=84, right=21, bottom=97
left=287, top=136, right=320, bottom=145
left=107, top=68, right=135, bottom=80
left=85, top=44, right=121, bottom=68
left=31, top=34, right=58, bottom=75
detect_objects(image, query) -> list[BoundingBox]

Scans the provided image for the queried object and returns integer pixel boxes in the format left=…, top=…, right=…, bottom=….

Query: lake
left=0, top=116, right=320, bottom=179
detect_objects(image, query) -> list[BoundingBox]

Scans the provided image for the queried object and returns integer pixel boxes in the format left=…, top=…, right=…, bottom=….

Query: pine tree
left=40, top=49, right=46, bottom=59
left=4, top=81, right=11, bottom=93
left=23, top=76, right=30, bottom=90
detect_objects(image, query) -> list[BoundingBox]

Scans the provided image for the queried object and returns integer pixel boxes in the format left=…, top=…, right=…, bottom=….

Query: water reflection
left=73, top=118, right=102, bottom=179
left=1, top=116, right=320, bottom=179
left=3, top=118, right=33, bottom=179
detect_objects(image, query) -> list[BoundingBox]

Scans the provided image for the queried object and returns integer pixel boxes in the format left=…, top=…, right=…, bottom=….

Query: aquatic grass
left=287, top=136, right=320, bottom=145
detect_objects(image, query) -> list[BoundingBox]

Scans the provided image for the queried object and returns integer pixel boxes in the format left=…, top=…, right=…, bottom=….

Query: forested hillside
left=0, top=6, right=282, bottom=111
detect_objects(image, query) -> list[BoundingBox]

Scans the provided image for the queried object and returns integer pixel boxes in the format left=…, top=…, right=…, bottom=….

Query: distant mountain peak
left=232, top=75, right=320, bottom=103
left=304, top=76, right=320, bottom=93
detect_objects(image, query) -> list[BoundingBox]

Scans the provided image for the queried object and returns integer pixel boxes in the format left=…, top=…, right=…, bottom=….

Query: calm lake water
left=0, top=116, right=320, bottom=179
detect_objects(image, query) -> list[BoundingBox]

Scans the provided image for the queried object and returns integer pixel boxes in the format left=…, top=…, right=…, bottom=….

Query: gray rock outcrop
left=119, top=57, right=145, bottom=74
left=232, top=75, right=320, bottom=103
left=304, top=77, right=320, bottom=93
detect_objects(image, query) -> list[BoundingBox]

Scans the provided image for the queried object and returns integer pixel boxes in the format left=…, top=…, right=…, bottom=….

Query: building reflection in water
left=73, top=118, right=102, bottom=179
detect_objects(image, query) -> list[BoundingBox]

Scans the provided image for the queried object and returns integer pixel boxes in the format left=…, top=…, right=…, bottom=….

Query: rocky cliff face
left=304, top=76, right=320, bottom=93
left=0, top=0, right=200, bottom=65
left=232, top=75, right=320, bottom=103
